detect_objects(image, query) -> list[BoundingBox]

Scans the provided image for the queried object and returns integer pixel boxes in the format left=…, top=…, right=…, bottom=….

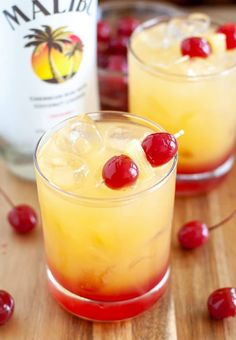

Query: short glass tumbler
left=34, top=111, right=177, bottom=321
left=129, top=16, right=236, bottom=195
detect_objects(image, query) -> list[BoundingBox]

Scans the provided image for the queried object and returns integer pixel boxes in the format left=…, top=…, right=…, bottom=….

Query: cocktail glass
left=97, top=1, right=182, bottom=112
left=34, top=111, right=177, bottom=321
left=129, top=15, right=236, bottom=195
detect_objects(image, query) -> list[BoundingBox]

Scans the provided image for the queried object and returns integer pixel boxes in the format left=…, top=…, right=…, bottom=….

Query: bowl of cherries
left=97, top=1, right=182, bottom=112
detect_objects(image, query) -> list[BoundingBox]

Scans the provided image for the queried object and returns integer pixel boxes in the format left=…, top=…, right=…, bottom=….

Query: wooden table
left=1, top=158, right=236, bottom=340
left=1, top=6, right=236, bottom=340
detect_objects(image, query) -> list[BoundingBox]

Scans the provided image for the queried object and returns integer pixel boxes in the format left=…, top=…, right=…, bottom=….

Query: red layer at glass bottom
left=176, top=155, right=234, bottom=196
left=176, top=174, right=228, bottom=196
left=47, top=267, right=170, bottom=322
left=47, top=260, right=169, bottom=302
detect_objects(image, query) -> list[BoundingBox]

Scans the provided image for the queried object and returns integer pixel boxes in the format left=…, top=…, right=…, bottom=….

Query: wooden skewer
left=174, top=129, right=184, bottom=139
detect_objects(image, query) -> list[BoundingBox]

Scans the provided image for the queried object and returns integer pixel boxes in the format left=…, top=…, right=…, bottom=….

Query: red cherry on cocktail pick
left=217, top=23, right=236, bottom=50
left=207, top=287, right=236, bottom=320
left=178, top=209, right=236, bottom=250
left=141, top=130, right=183, bottom=167
left=181, top=37, right=212, bottom=58
left=102, top=155, right=139, bottom=189
left=0, top=290, right=15, bottom=326
left=0, top=187, right=37, bottom=234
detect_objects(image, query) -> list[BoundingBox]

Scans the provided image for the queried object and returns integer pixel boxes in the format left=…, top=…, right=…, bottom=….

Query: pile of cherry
left=97, top=16, right=140, bottom=72
left=97, top=16, right=140, bottom=111
left=1, top=131, right=236, bottom=325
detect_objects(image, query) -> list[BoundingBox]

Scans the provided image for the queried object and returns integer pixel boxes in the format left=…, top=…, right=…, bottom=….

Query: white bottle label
left=0, top=0, right=99, bottom=153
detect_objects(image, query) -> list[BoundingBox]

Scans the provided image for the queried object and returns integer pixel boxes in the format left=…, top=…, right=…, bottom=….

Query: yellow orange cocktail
left=129, top=14, right=236, bottom=194
left=34, top=111, right=177, bottom=321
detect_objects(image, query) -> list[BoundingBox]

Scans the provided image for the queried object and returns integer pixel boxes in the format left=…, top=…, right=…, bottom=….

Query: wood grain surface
left=1, top=6, right=236, bottom=340
left=1, top=154, right=236, bottom=340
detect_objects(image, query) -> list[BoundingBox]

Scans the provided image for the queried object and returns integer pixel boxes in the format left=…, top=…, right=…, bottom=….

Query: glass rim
left=128, top=15, right=236, bottom=81
left=99, top=0, right=182, bottom=13
left=34, top=111, right=177, bottom=204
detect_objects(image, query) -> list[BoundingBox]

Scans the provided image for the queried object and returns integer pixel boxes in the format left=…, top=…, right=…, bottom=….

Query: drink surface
left=129, top=14, right=236, bottom=174
left=37, top=114, right=174, bottom=197
left=36, top=114, right=176, bottom=302
left=130, top=14, right=236, bottom=76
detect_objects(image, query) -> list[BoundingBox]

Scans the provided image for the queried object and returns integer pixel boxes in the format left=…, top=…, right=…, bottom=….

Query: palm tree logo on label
left=24, top=25, right=83, bottom=84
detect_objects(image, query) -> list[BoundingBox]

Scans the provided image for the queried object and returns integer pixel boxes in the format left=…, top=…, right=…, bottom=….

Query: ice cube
left=105, top=124, right=145, bottom=152
left=55, top=114, right=103, bottom=156
left=164, top=14, right=210, bottom=47
left=49, top=156, right=67, bottom=167
left=71, top=133, right=92, bottom=155
left=37, top=139, right=67, bottom=174
left=70, top=115, right=103, bottom=155
left=47, top=153, right=89, bottom=190
left=73, top=163, right=90, bottom=183
left=50, top=167, right=76, bottom=189
left=185, top=13, right=210, bottom=36
left=185, top=59, right=216, bottom=76
left=165, top=18, right=184, bottom=43
left=139, top=22, right=167, bottom=49
left=125, top=140, right=155, bottom=181
left=52, top=165, right=89, bottom=190
left=48, top=131, right=68, bottom=153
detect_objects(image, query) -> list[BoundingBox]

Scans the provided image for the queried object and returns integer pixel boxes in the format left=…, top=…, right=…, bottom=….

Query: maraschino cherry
left=207, top=288, right=236, bottom=320
left=102, top=155, right=139, bottom=189
left=141, top=132, right=178, bottom=167
left=107, top=55, right=128, bottom=73
left=108, top=36, right=128, bottom=56
left=117, top=16, right=140, bottom=38
left=0, top=187, right=37, bottom=234
left=217, top=23, right=236, bottom=50
left=178, top=209, right=236, bottom=250
left=181, top=37, right=212, bottom=58
left=0, top=290, right=14, bottom=326
left=102, top=131, right=182, bottom=189
left=178, top=220, right=209, bottom=250
left=97, top=20, right=111, bottom=43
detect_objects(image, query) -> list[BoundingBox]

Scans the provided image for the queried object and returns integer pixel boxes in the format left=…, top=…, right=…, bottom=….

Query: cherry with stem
left=178, top=208, right=236, bottom=250
left=210, top=209, right=236, bottom=230
left=0, top=187, right=37, bottom=234
left=0, top=187, right=14, bottom=208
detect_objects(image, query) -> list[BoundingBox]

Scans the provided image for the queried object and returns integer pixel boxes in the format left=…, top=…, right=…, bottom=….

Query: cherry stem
left=210, top=209, right=236, bottom=231
left=174, top=130, right=184, bottom=139
left=0, top=187, right=15, bottom=208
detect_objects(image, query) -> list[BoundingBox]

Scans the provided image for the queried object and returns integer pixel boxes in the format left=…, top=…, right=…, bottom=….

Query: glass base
left=176, top=155, right=234, bottom=196
left=47, top=267, right=170, bottom=322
